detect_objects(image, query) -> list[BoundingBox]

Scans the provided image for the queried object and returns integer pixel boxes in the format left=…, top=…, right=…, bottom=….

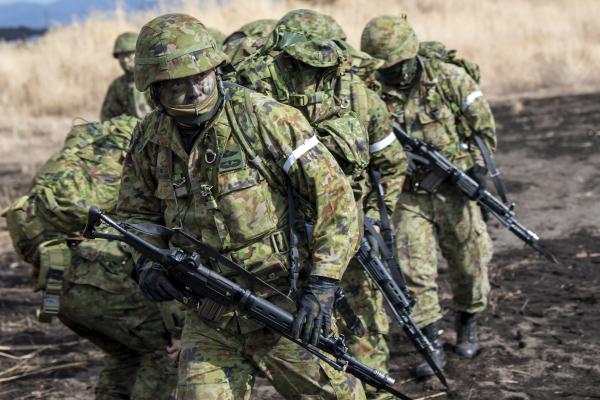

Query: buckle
left=269, top=230, right=288, bottom=254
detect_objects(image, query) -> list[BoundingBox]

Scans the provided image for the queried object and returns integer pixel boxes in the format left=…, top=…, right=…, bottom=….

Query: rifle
left=354, top=237, right=448, bottom=388
left=82, top=206, right=412, bottom=400
left=393, top=126, right=559, bottom=265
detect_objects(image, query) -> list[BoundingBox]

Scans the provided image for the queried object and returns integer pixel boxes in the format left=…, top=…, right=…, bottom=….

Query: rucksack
left=2, top=116, right=136, bottom=273
left=418, top=41, right=481, bottom=84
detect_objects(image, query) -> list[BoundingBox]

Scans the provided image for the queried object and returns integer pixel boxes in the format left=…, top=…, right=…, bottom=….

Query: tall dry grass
left=1, top=0, right=599, bottom=118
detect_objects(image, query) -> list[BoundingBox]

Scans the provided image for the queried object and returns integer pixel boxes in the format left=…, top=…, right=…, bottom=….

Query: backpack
left=2, top=116, right=136, bottom=275
left=418, top=41, right=481, bottom=84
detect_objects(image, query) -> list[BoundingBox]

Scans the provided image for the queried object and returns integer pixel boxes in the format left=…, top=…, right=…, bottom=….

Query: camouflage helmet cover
left=360, top=15, right=418, bottom=68
left=206, top=26, right=227, bottom=48
left=276, top=9, right=347, bottom=42
left=113, top=32, right=138, bottom=57
left=267, top=9, right=347, bottom=68
left=134, top=13, right=228, bottom=91
left=224, top=19, right=277, bottom=44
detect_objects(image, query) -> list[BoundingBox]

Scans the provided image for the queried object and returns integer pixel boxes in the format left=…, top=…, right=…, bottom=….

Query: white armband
left=283, top=135, right=320, bottom=174
left=461, top=90, right=483, bottom=111
left=369, top=132, right=396, bottom=153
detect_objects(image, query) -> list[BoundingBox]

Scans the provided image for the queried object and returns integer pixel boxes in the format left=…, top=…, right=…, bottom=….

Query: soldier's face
left=158, top=71, right=217, bottom=107
left=118, top=52, right=135, bottom=73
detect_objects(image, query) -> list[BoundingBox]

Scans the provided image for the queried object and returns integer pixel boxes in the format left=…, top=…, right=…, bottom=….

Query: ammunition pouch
left=36, top=239, right=71, bottom=323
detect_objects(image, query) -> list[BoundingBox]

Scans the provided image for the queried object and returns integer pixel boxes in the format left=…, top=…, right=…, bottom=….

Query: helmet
left=360, top=15, right=418, bottom=68
left=206, top=26, right=226, bottom=48
left=134, top=13, right=228, bottom=91
left=113, top=32, right=138, bottom=57
left=224, top=19, right=277, bottom=45
left=276, top=9, right=346, bottom=42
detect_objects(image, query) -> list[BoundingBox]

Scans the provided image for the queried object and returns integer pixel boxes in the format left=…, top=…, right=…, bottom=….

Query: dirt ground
left=0, top=92, right=599, bottom=400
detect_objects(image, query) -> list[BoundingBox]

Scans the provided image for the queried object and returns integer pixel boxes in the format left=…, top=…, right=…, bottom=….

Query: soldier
left=116, top=13, right=365, bottom=399
left=235, top=9, right=408, bottom=399
left=2, top=116, right=179, bottom=400
left=222, top=19, right=277, bottom=65
left=100, top=32, right=153, bottom=121
left=361, top=15, right=496, bottom=378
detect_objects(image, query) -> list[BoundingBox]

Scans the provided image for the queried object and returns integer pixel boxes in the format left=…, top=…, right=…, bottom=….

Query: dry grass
left=1, top=0, right=598, bottom=119
left=0, top=0, right=598, bottom=185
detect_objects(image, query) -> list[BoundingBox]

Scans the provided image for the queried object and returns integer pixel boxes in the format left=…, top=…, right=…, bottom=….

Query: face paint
left=159, top=71, right=221, bottom=127
left=118, top=52, right=135, bottom=74
left=379, top=57, right=420, bottom=89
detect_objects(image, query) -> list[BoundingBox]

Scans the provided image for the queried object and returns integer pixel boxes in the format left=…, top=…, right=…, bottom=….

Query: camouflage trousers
left=340, top=258, right=390, bottom=399
left=59, top=281, right=177, bottom=400
left=393, top=188, right=493, bottom=328
left=176, top=310, right=366, bottom=399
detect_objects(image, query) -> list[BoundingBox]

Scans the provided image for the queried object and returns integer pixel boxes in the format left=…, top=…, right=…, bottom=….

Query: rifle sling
left=472, top=134, right=508, bottom=204
left=124, top=222, right=295, bottom=306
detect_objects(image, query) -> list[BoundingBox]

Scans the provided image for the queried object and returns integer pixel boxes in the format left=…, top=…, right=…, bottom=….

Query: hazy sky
left=0, top=0, right=56, bottom=4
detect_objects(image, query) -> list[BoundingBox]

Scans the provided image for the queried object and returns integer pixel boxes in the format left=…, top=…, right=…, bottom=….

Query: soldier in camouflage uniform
left=234, top=10, right=408, bottom=399
left=116, top=13, right=365, bottom=399
left=361, top=15, right=496, bottom=378
left=100, top=32, right=153, bottom=121
left=222, top=19, right=277, bottom=66
left=2, top=116, right=178, bottom=400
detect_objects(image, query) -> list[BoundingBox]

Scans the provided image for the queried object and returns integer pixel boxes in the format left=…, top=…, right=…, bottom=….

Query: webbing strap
left=472, top=134, right=508, bottom=204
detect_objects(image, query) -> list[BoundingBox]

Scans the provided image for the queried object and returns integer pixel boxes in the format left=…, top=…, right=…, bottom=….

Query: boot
left=413, top=320, right=446, bottom=379
left=455, top=311, right=480, bottom=358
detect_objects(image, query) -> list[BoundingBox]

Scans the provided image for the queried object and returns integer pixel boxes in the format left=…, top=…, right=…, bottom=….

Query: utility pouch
left=36, top=240, right=71, bottom=323
left=195, top=297, right=227, bottom=323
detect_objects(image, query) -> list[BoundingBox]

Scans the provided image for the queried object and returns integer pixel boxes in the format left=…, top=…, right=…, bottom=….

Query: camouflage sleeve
left=441, top=64, right=497, bottom=161
left=115, top=121, right=168, bottom=261
left=360, top=86, right=408, bottom=221
left=100, top=77, right=126, bottom=122
left=250, top=95, right=359, bottom=280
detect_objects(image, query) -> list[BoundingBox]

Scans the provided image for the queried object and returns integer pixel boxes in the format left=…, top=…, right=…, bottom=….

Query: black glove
left=468, top=164, right=490, bottom=221
left=137, top=259, right=184, bottom=302
left=292, top=276, right=339, bottom=346
left=468, top=164, right=488, bottom=190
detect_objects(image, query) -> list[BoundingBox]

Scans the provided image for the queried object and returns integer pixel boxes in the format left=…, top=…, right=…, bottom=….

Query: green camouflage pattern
left=224, top=19, right=276, bottom=44
left=100, top=73, right=153, bottom=121
left=393, top=190, right=493, bottom=328
left=3, top=115, right=179, bottom=399
left=3, top=116, right=137, bottom=267
left=177, top=310, right=365, bottom=399
left=116, top=82, right=362, bottom=397
left=223, top=19, right=276, bottom=66
left=134, top=14, right=228, bottom=91
left=113, top=32, right=138, bottom=57
left=275, top=9, right=347, bottom=42
left=206, top=26, right=226, bottom=48
left=235, top=30, right=408, bottom=380
left=375, top=53, right=497, bottom=328
left=360, top=15, right=419, bottom=68
left=380, top=59, right=496, bottom=170
left=340, top=258, right=389, bottom=398
left=60, top=245, right=177, bottom=400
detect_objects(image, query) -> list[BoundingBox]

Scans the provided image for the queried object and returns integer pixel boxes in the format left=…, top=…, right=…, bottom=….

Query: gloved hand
left=468, top=164, right=490, bottom=221
left=137, top=259, right=184, bottom=302
left=468, top=164, right=488, bottom=190
left=292, top=276, right=339, bottom=346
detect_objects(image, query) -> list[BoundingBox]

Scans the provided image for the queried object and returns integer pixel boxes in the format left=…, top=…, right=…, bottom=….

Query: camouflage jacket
left=380, top=56, right=497, bottom=172
left=116, top=84, right=359, bottom=288
left=100, top=73, right=153, bottom=122
left=3, top=116, right=137, bottom=290
left=235, top=48, right=408, bottom=221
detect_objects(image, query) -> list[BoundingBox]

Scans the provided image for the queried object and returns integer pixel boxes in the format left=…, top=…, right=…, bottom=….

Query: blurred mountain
left=0, top=0, right=158, bottom=29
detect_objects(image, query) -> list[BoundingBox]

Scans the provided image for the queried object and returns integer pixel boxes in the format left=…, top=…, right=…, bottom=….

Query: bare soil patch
left=1, top=92, right=599, bottom=399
